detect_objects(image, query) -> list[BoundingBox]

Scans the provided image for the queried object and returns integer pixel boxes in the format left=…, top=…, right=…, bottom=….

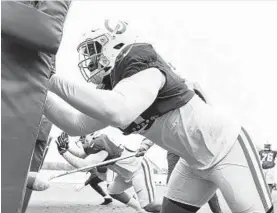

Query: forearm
left=140, top=138, right=154, bottom=151
left=48, top=69, right=163, bottom=127
left=62, top=150, right=108, bottom=169
left=67, top=142, right=87, bottom=158
left=49, top=75, right=126, bottom=126
left=62, top=152, right=89, bottom=168
left=44, top=92, right=107, bottom=136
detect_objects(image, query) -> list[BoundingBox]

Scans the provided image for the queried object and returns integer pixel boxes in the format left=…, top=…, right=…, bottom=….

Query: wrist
left=139, top=145, right=148, bottom=152
left=59, top=149, right=68, bottom=155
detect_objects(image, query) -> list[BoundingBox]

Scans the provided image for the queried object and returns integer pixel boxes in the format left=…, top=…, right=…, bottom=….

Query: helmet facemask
left=78, top=34, right=112, bottom=84
left=77, top=20, right=137, bottom=85
left=264, top=144, right=271, bottom=150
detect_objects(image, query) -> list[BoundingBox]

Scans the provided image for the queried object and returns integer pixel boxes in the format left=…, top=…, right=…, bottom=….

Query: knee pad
left=109, top=192, right=130, bottom=204
left=161, top=197, right=200, bottom=213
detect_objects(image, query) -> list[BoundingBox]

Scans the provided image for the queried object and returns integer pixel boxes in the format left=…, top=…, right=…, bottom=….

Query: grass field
left=26, top=182, right=277, bottom=213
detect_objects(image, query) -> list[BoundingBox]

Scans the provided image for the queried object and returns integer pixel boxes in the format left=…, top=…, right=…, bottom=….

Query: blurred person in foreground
left=1, top=1, right=71, bottom=212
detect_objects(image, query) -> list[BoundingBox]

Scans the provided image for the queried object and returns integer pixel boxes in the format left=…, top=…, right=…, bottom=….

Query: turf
left=26, top=183, right=277, bottom=213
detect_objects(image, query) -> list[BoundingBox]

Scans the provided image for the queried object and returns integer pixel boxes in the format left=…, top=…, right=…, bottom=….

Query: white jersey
left=143, top=95, right=241, bottom=170
left=103, top=131, right=144, bottom=181
left=111, top=148, right=142, bottom=182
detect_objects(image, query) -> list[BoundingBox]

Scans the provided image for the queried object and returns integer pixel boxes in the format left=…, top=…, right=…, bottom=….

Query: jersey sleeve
left=112, top=44, right=158, bottom=86
left=121, top=59, right=151, bottom=79
left=83, top=135, right=107, bottom=155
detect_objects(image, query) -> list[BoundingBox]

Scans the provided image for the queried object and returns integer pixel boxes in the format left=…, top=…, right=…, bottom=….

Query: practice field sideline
left=26, top=183, right=277, bottom=213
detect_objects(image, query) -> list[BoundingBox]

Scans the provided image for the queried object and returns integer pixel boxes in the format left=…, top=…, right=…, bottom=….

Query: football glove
left=56, top=132, right=69, bottom=155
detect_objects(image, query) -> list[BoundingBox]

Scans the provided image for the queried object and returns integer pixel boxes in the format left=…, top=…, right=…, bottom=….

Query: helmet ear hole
left=113, top=43, right=124, bottom=50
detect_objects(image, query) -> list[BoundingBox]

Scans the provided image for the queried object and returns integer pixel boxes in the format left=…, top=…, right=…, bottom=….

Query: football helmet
left=264, top=143, right=272, bottom=150
left=77, top=19, right=138, bottom=84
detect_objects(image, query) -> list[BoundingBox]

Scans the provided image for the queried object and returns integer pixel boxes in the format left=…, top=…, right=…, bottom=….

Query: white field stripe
left=142, top=158, right=154, bottom=202
left=239, top=130, right=272, bottom=211
left=141, top=161, right=152, bottom=203
left=143, top=158, right=156, bottom=199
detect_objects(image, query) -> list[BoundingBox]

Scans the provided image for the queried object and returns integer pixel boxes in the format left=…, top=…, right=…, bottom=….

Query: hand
left=135, top=147, right=147, bottom=157
left=56, top=132, right=69, bottom=155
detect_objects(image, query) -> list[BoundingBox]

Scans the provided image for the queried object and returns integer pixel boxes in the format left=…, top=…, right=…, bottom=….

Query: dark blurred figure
left=1, top=1, right=71, bottom=212
left=22, top=116, right=53, bottom=212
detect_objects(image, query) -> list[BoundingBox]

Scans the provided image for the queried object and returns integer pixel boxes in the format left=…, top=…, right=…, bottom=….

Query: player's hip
left=144, top=95, right=241, bottom=169
left=110, top=159, right=147, bottom=182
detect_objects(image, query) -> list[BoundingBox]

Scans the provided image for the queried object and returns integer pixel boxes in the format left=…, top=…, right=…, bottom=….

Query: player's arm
left=48, top=68, right=165, bottom=128
left=44, top=92, right=108, bottom=136
left=55, top=132, right=88, bottom=158
left=56, top=132, right=109, bottom=168
left=67, top=139, right=87, bottom=158
left=62, top=150, right=108, bottom=168
left=136, top=138, right=154, bottom=157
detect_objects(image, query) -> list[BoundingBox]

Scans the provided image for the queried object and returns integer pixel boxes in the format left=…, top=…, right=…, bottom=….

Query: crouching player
left=56, top=132, right=161, bottom=213
left=75, top=136, right=113, bottom=205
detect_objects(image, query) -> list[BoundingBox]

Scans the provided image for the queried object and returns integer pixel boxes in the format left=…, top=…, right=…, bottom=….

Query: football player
left=45, top=20, right=273, bottom=213
left=74, top=135, right=113, bottom=205
left=259, top=143, right=277, bottom=194
left=56, top=132, right=161, bottom=213
left=140, top=80, right=224, bottom=213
